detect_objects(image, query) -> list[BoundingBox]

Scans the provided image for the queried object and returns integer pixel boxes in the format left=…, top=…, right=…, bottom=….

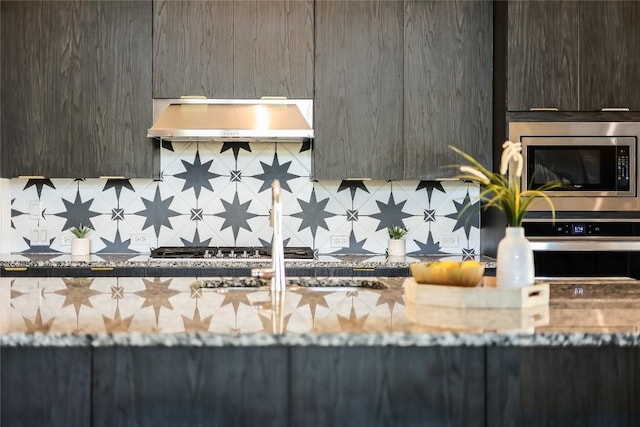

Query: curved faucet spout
left=271, top=179, right=286, bottom=294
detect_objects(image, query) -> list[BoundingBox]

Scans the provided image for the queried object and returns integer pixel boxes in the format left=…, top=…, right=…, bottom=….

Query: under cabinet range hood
left=147, top=98, right=313, bottom=142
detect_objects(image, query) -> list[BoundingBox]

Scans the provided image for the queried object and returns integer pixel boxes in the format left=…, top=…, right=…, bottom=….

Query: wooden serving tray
left=404, top=278, right=549, bottom=309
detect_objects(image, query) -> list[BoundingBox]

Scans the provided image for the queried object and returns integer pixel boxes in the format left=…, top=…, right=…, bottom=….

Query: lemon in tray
left=410, top=260, right=484, bottom=287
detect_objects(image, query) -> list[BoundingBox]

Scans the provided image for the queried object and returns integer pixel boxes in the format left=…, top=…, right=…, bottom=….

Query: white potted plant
left=70, top=224, right=92, bottom=257
left=451, top=142, right=562, bottom=288
left=387, top=225, right=408, bottom=259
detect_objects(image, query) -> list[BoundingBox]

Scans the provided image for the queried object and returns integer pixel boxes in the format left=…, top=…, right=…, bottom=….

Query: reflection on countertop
left=2, top=276, right=639, bottom=347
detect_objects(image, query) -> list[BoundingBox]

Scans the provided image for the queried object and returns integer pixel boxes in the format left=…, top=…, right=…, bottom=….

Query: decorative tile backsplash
left=6, top=141, right=480, bottom=255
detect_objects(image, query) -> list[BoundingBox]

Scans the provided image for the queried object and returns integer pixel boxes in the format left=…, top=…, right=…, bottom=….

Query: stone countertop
left=0, top=253, right=497, bottom=277
left=0, top=253, right=497, bottom=269
left=2, top=275, right=639, bottom=348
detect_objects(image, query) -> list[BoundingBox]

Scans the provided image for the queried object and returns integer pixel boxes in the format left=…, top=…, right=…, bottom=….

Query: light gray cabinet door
left=404, top=0, right=493, bottom=180
left=313, top=0, right=404, bottom=181
left=153, top=0, right=313, bottom=99
left=1, top=1, right=154, bottom=178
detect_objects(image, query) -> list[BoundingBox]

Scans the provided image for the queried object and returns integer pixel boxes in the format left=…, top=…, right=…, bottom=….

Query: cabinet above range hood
left=147, top=98, right=313, bottom=142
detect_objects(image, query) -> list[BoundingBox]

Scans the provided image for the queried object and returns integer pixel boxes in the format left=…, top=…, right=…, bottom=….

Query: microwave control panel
left=524, top=222, right=640, bottom=237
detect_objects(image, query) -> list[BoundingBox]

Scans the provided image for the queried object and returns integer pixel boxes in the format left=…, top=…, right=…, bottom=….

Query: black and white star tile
left=6, top=142, right=480, bottom=255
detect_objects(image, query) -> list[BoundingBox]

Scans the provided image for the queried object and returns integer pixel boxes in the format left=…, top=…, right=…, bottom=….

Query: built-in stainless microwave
left=523, top=136, right=634, bottom=197
left=509, top=121, right=640, bottom=215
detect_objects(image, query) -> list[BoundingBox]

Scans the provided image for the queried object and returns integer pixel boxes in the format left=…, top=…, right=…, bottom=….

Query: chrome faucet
left=250, top=179, right=286, bottom=333
left=270, top=179, right=286, bottom=294
left=251, top=179, right=286, bottom=292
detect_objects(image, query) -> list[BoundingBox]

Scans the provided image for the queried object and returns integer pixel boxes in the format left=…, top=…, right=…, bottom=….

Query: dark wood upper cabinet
left=507, top=1, right=580, bottom=112
left=313, top=0, right=404, bottom=180
left=1, top=1, right=154, bottom=178
left=314, top=0, right=492, bottom=180
left=507, top=0, right=640, bottom=112
left=233, top=0, right=313, bottom=99
left=579, top=1, right=640, bottom=111
left=153, top=0, right=313, bottom=99
left=404, top=0, right=492, bottom=180
left=153, top=1, right=234, bottom=99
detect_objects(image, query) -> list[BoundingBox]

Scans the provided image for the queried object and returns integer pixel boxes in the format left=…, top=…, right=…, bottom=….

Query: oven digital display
left=571, top=224, right=586, bottom=235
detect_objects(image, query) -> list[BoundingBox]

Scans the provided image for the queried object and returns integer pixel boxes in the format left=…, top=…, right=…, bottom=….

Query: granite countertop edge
left=2, top=331, right=639, bottom=348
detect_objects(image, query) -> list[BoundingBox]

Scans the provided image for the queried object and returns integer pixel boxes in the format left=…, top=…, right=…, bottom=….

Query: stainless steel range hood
left=147, top=98, right=313, bottom=142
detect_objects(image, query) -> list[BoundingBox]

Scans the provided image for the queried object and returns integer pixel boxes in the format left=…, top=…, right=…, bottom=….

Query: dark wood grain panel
left=486, top=347, right=640, bottom=426
left=313, top=0, right=404, bottom=180
left=404, top=0, right=492, bottom=180
left=1, top=1, right=83, bottom=177
left=153, top=0, right=233, bottom=98
left=1, top=347, right=91, bottom=427
left=507, top=1, right=580, bottom=111
left=233, top=0, right=313, bottom=99
left=93, top=346, right=288, bottom=427
left=82, top=0, right=153, bottom=178
left=290, top=346, right=485, bottom=427
left=579, top=1, right=640, bottom=111
left=1, top=1, right=154, bottom=178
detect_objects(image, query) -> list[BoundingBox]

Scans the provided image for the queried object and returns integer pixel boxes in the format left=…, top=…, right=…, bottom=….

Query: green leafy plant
left=70, top=224, right=92, bottom=238
left=451, top=141, right=563, bottom=227
left=388, top=225, right=408, bottom=239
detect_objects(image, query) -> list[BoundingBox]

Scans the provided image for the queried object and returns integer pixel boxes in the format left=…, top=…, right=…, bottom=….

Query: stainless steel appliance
left=508, top=121, right=640, bottom=278
left=148, top=98, right=314, bottom=142
left=509, top=121, right=640, bottom=213
left=150, top=246, right=316, bottom=260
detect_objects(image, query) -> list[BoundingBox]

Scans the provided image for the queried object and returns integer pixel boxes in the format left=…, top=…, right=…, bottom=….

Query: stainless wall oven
left=508, top=121, right=640, bottom=278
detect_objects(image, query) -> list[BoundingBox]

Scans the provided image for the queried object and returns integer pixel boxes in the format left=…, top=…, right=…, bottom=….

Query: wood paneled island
left=1, top=267, right=639, bottom=426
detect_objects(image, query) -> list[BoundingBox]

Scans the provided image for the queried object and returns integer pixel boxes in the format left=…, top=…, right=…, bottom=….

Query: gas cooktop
left=149, top=246, right=316, bottom=260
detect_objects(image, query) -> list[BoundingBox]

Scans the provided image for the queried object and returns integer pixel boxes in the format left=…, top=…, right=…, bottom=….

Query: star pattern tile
left=332, top=231, right=373, bottom=255
left=410, top=232, right=445, bottom=255
left=253, top=153, right=299, bottom=193
left=103, top=179, right=134, bottom=199
left=6, top=140, right=481, bottom=255
left=134, top=187, right=181, bottom=236
left=55, top=191, right=101, bottom=231
left=416, top=181, right=445, bottom=202
left=214, top=193, right=258, bottom=240
left=338, top=180, right=370, bottom=200
left=23, top=178, right=55, bottom=198
left=180, top=229, right=212, bottom=247
left=370, top=194, right=412, bottom=232
left=292, top=189, right=334, bottom=238
left=445, top=191, right=480, bottom=238
left=221, top=141, right=251, bottom=160
left=99, top=230, right=137, bottom=254
left=174, top=151, right=220, bottom=197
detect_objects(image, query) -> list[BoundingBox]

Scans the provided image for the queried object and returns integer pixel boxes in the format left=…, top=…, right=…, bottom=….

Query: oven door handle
left=528, top=237, right=640, bottom=251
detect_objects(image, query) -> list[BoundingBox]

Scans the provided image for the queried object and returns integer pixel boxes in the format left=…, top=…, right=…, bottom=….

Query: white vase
left=496, top=227, right=534, bottom=288
left=71, top=237, right=91, bottom=256
left=387, top=239, right=406, bottom=260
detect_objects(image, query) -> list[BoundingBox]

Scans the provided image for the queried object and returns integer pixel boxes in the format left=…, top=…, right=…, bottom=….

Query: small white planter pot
left=71, top=238, right=91, bottom=256
left=387, top=239, right=406, bottom=261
